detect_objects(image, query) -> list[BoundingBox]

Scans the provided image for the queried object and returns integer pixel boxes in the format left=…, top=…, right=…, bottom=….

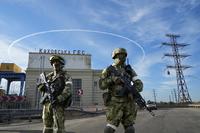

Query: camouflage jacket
left=99, top=63, right=143, bottom=102
left=38, top=70, right=72, bottom=106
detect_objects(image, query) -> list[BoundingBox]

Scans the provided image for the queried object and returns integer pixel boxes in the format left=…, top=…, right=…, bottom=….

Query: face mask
left=53, top=61, right=62, bottom=72
left=114, top=54, right=126, bottom=65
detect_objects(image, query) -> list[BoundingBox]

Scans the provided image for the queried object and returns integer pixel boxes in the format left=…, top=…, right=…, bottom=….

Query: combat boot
left=124, top=126, right=135, bottom=133
left=104, top=126, right=115, bottom=133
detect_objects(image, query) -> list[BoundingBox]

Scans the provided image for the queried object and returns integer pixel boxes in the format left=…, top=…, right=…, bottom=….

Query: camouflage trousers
left=106, top=100, right=137, bottom=129
left=42, top=102, right=65, bottom=133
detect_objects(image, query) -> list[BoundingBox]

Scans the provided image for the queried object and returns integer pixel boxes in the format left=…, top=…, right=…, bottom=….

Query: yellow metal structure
left=0, top=63, right=22, bottom=73
left=0, top=89, right=5, bottom=96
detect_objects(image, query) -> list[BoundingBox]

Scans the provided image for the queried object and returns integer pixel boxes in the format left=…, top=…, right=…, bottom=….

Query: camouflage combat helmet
left=49, top=55, right=65, bottom=66
left=112, top=48, right=127, bottom=59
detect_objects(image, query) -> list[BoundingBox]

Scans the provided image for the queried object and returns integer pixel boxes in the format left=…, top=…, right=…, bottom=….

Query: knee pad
left=104, top=126, right=115, bottom=133
left=125, top=126, right=135, bottom=133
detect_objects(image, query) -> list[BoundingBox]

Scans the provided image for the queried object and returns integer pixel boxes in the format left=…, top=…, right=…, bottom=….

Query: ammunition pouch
left=114, top=87, right=128, bottom=97
left=40, top=93, right=72, bottom=108
left=62, top=94, right=72, bottom=108
left=102, top=92, right=111, bottom=106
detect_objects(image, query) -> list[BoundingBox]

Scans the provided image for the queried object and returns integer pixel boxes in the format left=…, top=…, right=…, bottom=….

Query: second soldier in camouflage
left=99, top=48, right=143, bottom=133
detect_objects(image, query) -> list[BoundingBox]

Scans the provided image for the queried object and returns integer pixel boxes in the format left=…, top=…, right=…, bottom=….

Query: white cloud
left=129, top=8, right=150, bottom=23
left=118, top=2, right=172, bottom=43
left=83, top=0, right=200, bottom=47
left=81, top=4, right=122, bottom=30
left=131, top=17, right=172, bottom=44
left=85, top=39, right=113, bottom=55
left=134, top=50, right=163, bottom=77
left=109, top=0, right=132, bottom=8
left=161, top=80, right=177, bottom=87
left=178, top=19, right=200, bottom=37
left=176, top=0, right=200, bottom=12
left=0, top=36, right=28, bottom=70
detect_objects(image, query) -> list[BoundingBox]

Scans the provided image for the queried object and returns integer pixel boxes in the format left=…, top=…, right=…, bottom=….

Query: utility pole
left=153, top=89, right=157, bottom=103
left=162, top=34, right=192, bottom=103
left=173, top=88, right=178, bottom=103
left=171, top=90, right=174, bottom=103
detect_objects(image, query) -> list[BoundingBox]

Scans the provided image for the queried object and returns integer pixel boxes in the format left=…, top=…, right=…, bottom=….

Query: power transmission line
left=162, top=34, right=192, bottom=103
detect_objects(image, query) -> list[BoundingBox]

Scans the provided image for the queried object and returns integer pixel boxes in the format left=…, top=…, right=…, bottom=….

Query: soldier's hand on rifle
left=112, top=76, right=124, bottom=85
left=133, top=79, right=143, bottom=92
left=37, top=83, right=46, bottom=92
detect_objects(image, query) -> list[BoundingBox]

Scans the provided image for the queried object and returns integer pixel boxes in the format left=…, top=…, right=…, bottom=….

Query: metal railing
left=0, top=107, right=105, bottom=123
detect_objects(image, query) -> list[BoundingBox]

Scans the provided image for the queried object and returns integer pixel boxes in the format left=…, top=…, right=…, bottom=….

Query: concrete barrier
left=187, top=104, right=200, bottom=108
left=156, top=103, right=200, bottom=109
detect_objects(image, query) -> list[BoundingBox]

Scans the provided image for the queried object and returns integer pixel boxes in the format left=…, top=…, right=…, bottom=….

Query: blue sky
left=0, top=0, right=200, bottom=102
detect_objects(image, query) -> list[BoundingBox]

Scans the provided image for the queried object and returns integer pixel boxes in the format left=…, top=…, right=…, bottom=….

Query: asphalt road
left=0, top=108, right=200, bottom=133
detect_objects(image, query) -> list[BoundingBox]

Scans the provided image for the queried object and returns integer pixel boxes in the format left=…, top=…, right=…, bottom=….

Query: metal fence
left=0, top=101, right=31, bottom=109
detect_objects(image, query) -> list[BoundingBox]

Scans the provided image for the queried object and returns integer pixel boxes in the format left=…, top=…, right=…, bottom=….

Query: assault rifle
left=108, top=65, right=155, bottom=116
left=40, top=72, right=57, bottom=110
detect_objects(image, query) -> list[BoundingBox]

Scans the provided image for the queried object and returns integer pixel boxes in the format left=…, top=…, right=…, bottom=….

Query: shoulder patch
left=65, top=73, right=72, bottom=81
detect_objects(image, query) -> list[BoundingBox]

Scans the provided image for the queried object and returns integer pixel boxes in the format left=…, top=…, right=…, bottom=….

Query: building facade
left=25, top=49, right=104, bottom=109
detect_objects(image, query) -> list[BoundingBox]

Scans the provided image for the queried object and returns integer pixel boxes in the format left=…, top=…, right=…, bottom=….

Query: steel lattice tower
left=162, top=34, right=192, bottom=103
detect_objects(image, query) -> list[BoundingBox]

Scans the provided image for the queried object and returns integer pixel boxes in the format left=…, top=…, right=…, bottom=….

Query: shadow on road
left=0, top=130, right=75, bottom=133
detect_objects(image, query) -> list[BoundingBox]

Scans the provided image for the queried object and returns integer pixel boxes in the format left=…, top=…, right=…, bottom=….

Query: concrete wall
left=25, top=52, right=104, bottom=109
left=28, top=52, right=91, bottom=69
left=25, top=68, right=103, bottom=109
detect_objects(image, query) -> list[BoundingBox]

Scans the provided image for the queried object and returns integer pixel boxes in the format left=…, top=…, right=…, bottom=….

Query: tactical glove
left=37, top=83, right=46, bottom=92
left=133, top=79, right=143, bottom=92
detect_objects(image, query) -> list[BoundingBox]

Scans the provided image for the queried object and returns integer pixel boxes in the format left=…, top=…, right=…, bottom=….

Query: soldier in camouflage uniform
left=99, top=48, right=143, bottom=133
left=37, top=55, right=72, bottom=133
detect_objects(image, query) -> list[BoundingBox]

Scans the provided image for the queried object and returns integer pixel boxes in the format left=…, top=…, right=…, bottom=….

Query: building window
left=72, top=79, right=82, bottom=105
left=94, top=81, right=97, bottom=88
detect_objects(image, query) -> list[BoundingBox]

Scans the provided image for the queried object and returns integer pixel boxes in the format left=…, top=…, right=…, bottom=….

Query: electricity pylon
left=162, top=34, right=192, bottom=103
